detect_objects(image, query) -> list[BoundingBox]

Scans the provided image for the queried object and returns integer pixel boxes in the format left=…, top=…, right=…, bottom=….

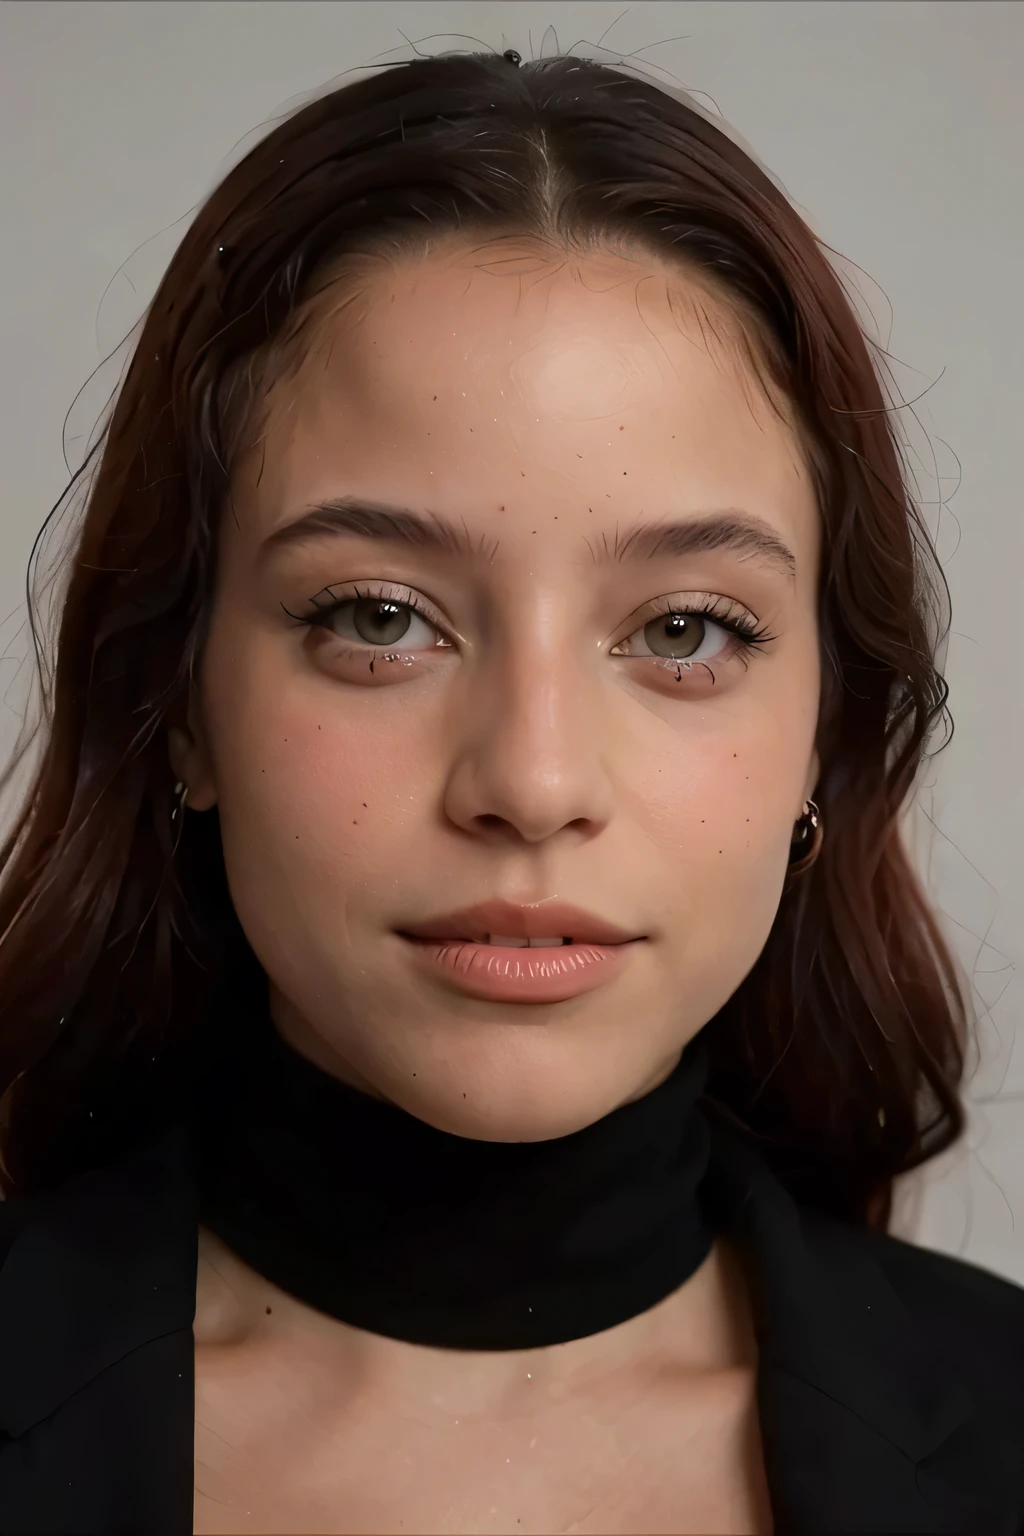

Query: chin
left=376, top=1043, right=639, bottom=1145
left=400, top=1092, right=604, bottom=1145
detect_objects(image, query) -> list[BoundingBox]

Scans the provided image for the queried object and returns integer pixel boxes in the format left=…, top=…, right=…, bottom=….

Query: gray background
left=1, top=1, right=1021, bottom=1280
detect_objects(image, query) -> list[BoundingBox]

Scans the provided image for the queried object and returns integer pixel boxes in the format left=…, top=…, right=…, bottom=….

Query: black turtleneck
left=195, top=998, right=722, bottom=1352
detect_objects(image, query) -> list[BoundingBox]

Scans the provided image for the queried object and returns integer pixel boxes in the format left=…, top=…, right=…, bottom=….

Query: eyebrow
left=260, top=496, right=797, bottom=579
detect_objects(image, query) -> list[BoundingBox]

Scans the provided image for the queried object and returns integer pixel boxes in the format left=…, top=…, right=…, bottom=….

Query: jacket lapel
left=0, top=1121, right=198, bottom=1440
left=705, top=1113, right=1018, bottom=1534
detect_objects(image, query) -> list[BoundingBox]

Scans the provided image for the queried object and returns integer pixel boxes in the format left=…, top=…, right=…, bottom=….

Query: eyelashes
left=282, top=583, right=453, bottom=654
left=613, top=594, right=776, bottom=665
left=282, top=581, right=777, bottom=671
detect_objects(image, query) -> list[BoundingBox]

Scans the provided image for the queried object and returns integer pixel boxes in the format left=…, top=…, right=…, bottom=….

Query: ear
left=167, top=693, right=217, bottom=811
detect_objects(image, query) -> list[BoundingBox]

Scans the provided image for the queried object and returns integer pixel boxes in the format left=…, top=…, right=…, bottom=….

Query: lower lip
left=396, top=935, right=644, bottom=1003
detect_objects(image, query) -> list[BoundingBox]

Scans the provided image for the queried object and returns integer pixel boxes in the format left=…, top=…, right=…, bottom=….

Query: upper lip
left=397, top=899, right=644, bottom=945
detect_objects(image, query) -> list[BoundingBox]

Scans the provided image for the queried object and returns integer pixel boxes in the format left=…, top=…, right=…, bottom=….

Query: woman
left=0, top=46, right=1020, bottom=1536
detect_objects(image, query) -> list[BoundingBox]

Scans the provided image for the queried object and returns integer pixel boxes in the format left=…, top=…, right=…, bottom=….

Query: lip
left=396, top=933, right=645, bottom=1005
left=396, top=898, right=643, bottom=946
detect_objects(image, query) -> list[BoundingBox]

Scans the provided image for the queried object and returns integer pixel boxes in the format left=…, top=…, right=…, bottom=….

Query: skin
left=172, top=237, right=821, bottom=1435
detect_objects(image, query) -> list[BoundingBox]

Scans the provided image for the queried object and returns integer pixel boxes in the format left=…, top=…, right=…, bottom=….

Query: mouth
left=399, top=934, right=590, bottom=949
left=396, top=899, right=644, bottom=950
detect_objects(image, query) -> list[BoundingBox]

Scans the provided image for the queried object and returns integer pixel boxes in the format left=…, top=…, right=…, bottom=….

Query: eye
left=284, top=582, right=454, bottom=659
left=322, top=595, right=442, bottom=651
left=629, top=611, right=716, bottom=661
left=610, top=606, right=758, bottom=664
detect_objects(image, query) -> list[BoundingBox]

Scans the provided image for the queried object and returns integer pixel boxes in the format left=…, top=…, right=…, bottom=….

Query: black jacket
left=0, top=1116, right=1022, bottom=1535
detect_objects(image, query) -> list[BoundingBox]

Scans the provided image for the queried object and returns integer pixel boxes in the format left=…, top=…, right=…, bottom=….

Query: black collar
left=194, top=1016, right=718, bottom=1352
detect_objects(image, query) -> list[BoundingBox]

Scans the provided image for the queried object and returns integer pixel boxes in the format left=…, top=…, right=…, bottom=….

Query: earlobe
left=803, top=749, right=821, bottom=810
left=167, top=724, right=218, bottom=812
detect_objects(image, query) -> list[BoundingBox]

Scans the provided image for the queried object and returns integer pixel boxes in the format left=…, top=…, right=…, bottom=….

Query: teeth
left=486, top=934, right=571, bottom=948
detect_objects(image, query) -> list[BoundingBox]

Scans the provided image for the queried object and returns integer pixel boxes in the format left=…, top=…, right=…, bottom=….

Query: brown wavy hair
left=0, top=50, right=967, bottom=1218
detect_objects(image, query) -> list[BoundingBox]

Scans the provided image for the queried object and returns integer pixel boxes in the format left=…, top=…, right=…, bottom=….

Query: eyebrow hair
left=260, top=496, right=797, bottom=579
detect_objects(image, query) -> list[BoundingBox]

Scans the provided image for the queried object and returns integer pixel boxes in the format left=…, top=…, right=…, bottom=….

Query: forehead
left=231, top=242, right=816, bottom=561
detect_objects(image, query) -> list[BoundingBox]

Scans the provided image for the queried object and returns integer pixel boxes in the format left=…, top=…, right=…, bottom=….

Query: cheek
left=632, top=725, right=804, bottom=1012
left=199, top=629, right=423, bottom=904
left=637, top=716, right=808, bottom=899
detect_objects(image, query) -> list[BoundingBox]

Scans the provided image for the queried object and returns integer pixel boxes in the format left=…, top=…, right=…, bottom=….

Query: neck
left=194, top=1221, right=755, bottom=1414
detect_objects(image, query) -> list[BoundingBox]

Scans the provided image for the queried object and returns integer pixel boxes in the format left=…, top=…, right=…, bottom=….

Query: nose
left=441, top=644, right=616, bottom=848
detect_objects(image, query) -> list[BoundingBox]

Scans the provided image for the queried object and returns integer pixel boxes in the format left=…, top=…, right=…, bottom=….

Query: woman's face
left=172, top=240, right=821, bottom=1140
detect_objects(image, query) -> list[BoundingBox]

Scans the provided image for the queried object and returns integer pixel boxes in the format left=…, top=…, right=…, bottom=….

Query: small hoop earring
left=787, top=798, right=822, bottom=879
left=171, top=780, right=189, bottom=822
